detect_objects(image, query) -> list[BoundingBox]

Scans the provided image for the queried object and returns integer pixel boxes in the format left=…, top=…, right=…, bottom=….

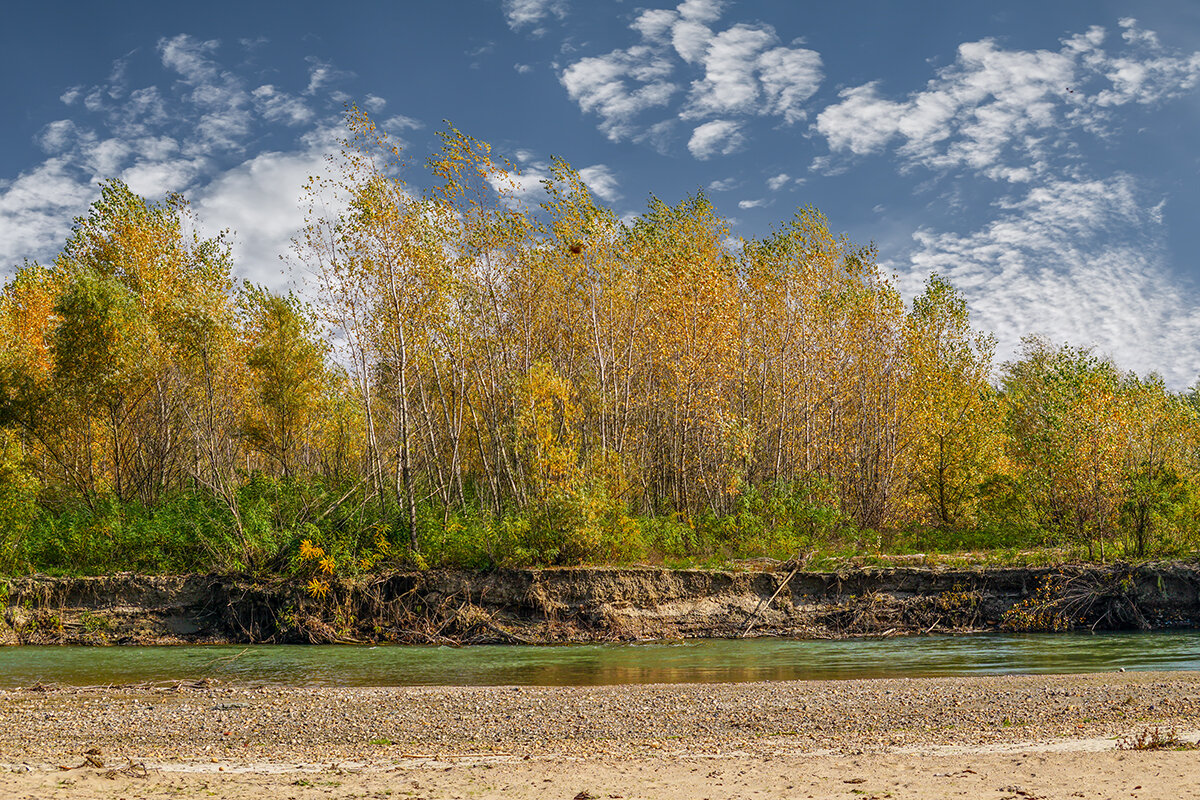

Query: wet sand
left=3, top=671, right=1200, bottom=798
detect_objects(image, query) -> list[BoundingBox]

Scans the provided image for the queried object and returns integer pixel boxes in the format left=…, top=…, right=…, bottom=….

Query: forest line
left=1, top=110, right=1197, bottom=577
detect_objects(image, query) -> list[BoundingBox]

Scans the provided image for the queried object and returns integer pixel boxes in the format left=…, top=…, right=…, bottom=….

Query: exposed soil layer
left=2, top=562, right=1199, bottom=645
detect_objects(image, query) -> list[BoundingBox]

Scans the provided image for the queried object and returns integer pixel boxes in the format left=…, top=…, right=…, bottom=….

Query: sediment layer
left=3, top=561, right=1198, bottom=645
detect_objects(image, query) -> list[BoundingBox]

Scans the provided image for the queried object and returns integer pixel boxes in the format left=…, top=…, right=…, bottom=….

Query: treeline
left=1, top=110, right=1198, bottom=575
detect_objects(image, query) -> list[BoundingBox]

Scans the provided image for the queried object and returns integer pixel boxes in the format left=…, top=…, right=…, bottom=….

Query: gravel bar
left=2, top=671, right=1200, bottom=764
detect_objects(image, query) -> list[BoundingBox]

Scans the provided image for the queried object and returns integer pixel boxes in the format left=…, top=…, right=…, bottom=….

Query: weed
left=80, top=611, right=111, bottom=634
left=1117, top=726, right=1199, bottom=751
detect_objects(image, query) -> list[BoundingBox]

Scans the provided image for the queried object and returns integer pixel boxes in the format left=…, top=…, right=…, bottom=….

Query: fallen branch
left=742, top=561, right=802, bottom=638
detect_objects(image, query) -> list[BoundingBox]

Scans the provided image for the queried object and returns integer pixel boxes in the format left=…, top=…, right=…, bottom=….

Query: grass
left=0, top=474, right=1195, bottom=577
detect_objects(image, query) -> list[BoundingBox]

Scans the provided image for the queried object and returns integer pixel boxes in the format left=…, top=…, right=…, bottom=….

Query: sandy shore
left=3, top=671, right=1200, bottom=798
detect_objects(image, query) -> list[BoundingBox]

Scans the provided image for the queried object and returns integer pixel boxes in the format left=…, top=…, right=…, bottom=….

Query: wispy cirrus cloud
left=557, top=0, right=821, bottom=156
left=809, top=17, right=1200, bottom=387
left=902, top=174, right=1199, bottom=387
left=485, top=150, right=623, bottom=207
left=503, top=0, right=568, bottom=35
left=0, top=34, right=367, bottom=288
left=813, top=19, right=1200, bottom=181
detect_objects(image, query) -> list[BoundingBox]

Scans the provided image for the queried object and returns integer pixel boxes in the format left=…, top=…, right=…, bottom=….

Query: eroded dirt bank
left=2, top=562, right=1199, bottom=645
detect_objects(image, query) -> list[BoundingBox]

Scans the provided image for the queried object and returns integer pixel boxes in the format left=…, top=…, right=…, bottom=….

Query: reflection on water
left=2, top=631, right=1198, bottom=688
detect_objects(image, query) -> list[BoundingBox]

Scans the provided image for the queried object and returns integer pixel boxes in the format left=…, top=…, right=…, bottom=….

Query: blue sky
left=3, top=0, right=1200, bottom=386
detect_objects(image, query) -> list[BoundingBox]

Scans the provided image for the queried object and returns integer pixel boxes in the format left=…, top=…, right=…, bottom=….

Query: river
left=2, top=630, right=1199, bottom=688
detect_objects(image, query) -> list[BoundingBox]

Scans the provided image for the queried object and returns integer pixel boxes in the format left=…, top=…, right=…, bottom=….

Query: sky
left=3, top=0, right=1200, bottom=386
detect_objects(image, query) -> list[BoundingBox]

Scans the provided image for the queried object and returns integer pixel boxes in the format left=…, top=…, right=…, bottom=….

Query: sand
left=2, top=671, right=1200, bottom=798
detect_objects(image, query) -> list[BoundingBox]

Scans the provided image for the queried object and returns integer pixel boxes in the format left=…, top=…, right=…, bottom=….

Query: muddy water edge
left=2, top=562, right=1199, bottom=646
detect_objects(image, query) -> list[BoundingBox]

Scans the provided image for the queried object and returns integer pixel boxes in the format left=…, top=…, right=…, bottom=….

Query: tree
left=1003, top=339, right=1126, bottom=558
left=240, top=284, right=331, bottom=478
left=51, top=269, right=153, bottom=502
left=905, top=275, right=1001, bottom=527
left=1118, top=374, right=1197, bottom=556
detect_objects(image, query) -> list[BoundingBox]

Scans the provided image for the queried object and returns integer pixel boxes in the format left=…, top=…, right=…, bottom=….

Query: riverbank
left=3, top=561, right=1200, bottom=645
left=2, top=672, right=1199, bottom=798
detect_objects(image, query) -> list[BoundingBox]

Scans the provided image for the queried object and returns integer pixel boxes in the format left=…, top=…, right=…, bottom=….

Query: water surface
left=2, top=631, right=1197, bottom=688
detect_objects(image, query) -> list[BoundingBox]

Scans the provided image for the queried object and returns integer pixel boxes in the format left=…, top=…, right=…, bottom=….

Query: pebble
left=0, top=672, right=1197, bottom=763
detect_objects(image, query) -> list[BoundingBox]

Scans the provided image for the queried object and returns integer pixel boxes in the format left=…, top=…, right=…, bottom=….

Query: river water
left=2, top=631, right=1198, bottom=688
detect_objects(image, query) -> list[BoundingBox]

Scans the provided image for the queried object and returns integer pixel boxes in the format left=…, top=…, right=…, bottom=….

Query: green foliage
left=4, top=128, right=1200, bottom=577
left=52, top=270, right=151, bottom=411
left=642, top=480, right=852, bottom=564
left=0, top=430, right=39, bottom=573
left=240, top=284, right=331, bottom=476
left=15, top=492, right=232, bottom=575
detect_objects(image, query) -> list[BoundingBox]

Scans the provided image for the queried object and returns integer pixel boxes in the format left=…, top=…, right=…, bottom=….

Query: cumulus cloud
left=682, top=24, right=821, bottom=123
left=0, top=159, right=97, bottom=269
left=557, top=0, right=821, bottom=156
left=37, top=120, right=84, bottom=153
left=484, top=155, right=621, bottom=209
left=251, top=85, right=313, bottom=126
left=687, top=119, right=744, bottom=158
left=194, top=146, right=333, bottom=286
left=488, top=163, right=549, bottom=200
left=158, top=34, right=221, bottom=84
left=559, top=46, right=678, bottom=141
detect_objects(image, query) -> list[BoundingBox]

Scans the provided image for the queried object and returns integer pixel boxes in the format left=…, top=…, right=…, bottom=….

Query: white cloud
left=0, top=159, right=95, bottom=269
left=194, top=146, right=333, bottom=286
left=158, top=34, right=221, bottom=84
left=578, top=164, right=621, bottom=202
left=82, top=138, right=132, bottom=178
left=559, top=0, right=820, bottom=156
left=304, top=57, right=351, bottom=95
left=382, top=114, right=423, bottom=131
left=684, top=24, right=775, bottom=117
left=487, top=162, right=549, bottom=202
left=503, top=0, right=567, bottom=32
left=0, top=31, right=417, bottom=297
left=682, top=24, right=821, bottom=123
left=121, top=157, right=202, bottom=197
left=814, top=21, right=1200, bottom=179
left=679, top=0, right=723, bottom=23
left=631, top=9, right=678, bottom=42
left=671, top=19, right=714, bottom=64
left=708, top=177, right=737, bottom=191
left=901, top=175, right=1200, bottom=388
left=737, top=198, right=767, bottom=209
left=815, top=82, right=911, bottom=157
left=766, top=172, right=791, bottom=191
left=37, top=120, right=84, bottom=153
left=757, top=45, right=823, bottom=123
left=251, top=85, right=313, bottom=126
left=559, top=46, right=678, bottom=140
left=687, top=119, right=744, bottom=159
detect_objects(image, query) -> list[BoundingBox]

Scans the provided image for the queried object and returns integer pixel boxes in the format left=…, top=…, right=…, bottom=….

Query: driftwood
left=741, top=554, right=810, bottom=637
